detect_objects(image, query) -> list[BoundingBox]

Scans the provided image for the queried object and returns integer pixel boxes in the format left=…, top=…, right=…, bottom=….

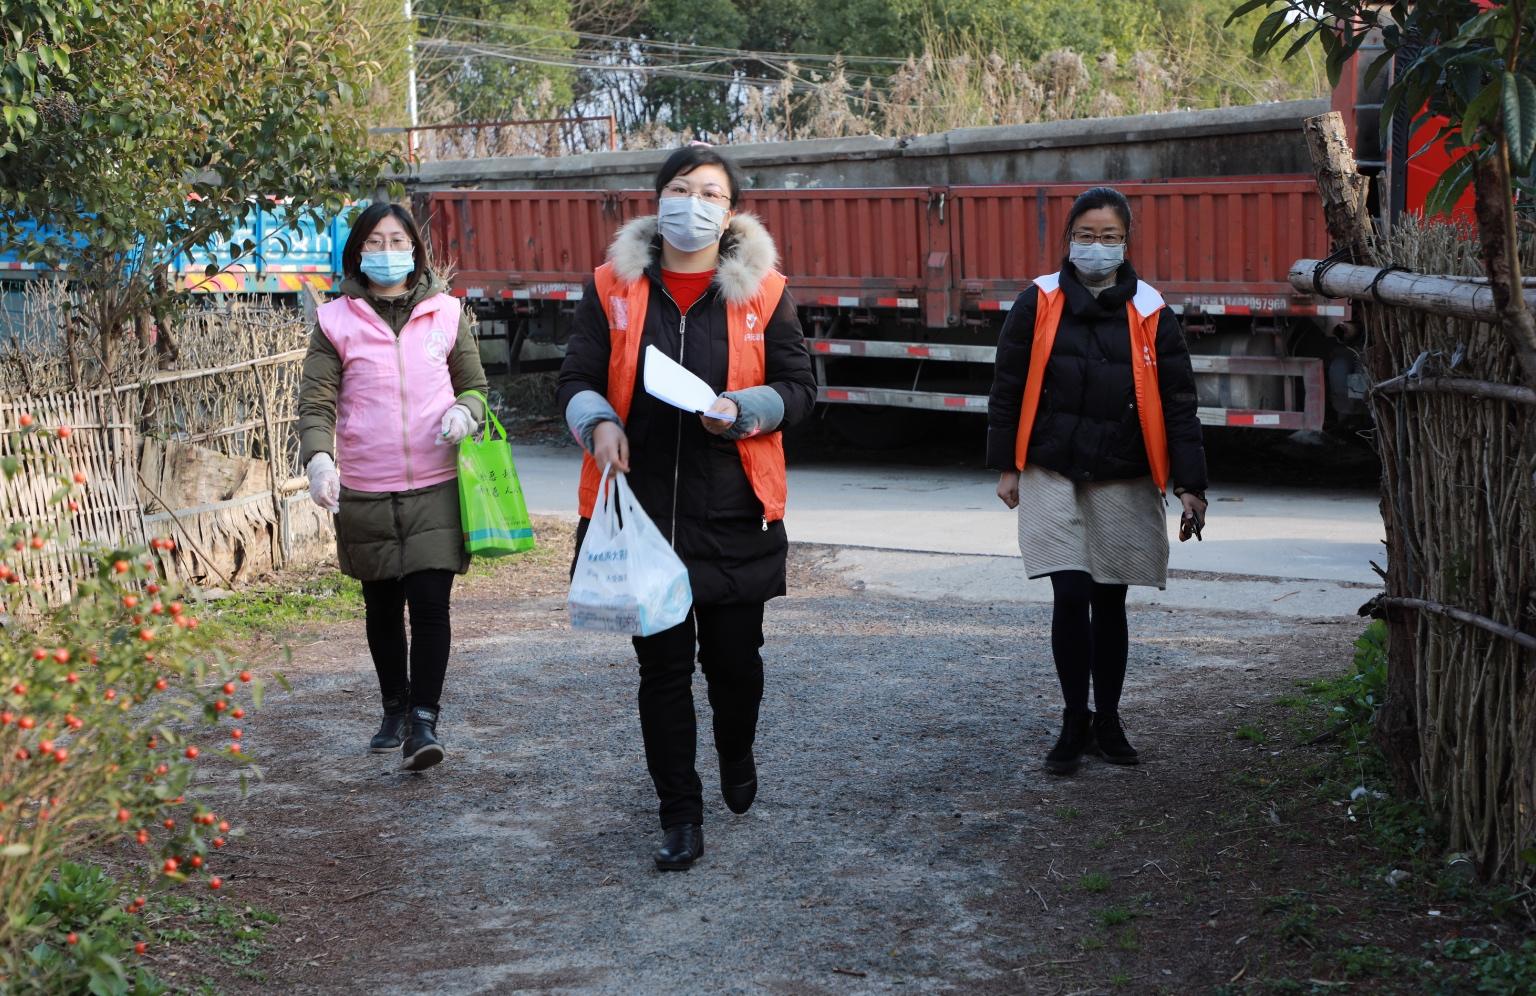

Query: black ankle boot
left=1093, top=711, right=1139, bottom=765
left=369, top=697, right=410, bottom=753
left=720, top=750, right=757, bottom=815
left=1044, top=709, right=1096, bottom=776
left=654, top=824, right=703, bottom=871
left=400, top=706, right=445, bottom=772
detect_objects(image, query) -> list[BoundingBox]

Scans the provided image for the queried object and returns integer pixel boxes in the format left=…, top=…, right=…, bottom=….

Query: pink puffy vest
left=317, top=292, right=462, bottom=493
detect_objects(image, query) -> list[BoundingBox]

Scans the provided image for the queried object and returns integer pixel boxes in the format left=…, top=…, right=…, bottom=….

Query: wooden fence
left=2, top=350, right=333, bottom=603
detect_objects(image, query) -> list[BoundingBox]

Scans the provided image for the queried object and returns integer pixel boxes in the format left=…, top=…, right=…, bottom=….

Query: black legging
left=1049, top=570, right=1129, bottom=715
left=360, top=569, right=455, bottom=711
left=632, top=603, right=766, bottom=829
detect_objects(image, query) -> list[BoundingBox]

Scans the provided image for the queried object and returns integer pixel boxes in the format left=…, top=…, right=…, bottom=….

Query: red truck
left=407, top=54, right=1435, bottom=436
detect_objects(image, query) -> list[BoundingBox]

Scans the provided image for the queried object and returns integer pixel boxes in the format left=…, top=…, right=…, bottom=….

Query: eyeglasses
left=1070, top=231, right=1126, bottom=247
left=661, top=182, right=732, bottom=207
left=362, top=238, right=414, bottom=252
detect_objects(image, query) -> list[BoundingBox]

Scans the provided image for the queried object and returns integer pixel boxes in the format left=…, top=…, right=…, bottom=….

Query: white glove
left=306, top=453, right=340, bottom=514
left=439, top=403, right=475, bottom=445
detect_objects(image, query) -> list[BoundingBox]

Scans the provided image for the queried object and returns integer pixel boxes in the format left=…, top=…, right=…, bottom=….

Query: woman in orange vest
left=558, top=145, right=816, bottom=870
left=986, top=186, right=1209, bottom=776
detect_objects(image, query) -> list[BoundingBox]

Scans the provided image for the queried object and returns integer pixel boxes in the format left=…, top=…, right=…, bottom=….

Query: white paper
left=642, top=345, right=735, bottom=421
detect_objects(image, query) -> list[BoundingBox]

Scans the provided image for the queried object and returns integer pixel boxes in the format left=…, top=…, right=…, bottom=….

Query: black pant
left=1048, top=571, right=1129, bottom=715
left=632, top=603, right=766, bottom=829
left=360, top=569, right=455, bottom=711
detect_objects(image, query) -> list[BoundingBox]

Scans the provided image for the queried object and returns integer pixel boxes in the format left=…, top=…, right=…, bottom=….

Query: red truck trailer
left=422, top=173, right=1338, bottom=433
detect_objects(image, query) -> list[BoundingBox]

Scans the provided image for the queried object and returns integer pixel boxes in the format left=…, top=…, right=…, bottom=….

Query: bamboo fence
left=1, top=297, right=332, bottom=601
left=1298, top=218, right=1536, bottom=882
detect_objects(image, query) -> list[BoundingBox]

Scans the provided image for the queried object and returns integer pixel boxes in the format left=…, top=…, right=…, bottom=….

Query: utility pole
left=404, top=0, right=420, bottom=158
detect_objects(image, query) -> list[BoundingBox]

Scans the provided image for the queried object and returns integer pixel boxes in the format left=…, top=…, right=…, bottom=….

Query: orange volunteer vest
left=1013, top=272, right=1171, bottom=492
left=576, top=261, right=791, bottom=520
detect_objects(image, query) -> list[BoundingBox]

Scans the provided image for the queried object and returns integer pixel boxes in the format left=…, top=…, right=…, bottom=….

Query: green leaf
left=1463, top=78, right=1503, bottom=139
left=1424, top=152, right=1478, bottom=217
left=1503, top=72, right=1536, bottom=172
left=1253, top=8, right=1289, bottom=57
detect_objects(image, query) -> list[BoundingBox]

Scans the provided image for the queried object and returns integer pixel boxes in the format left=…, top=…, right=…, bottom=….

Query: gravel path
left=206, top=536, right=1356, bottom=994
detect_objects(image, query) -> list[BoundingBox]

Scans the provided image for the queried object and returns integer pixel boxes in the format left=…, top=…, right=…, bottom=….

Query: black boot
left=654, top=824, right=703, bottom=871
left=1044, top=709, right=1096, bottom=776
left=369, top=696, right=410, bottom=753
left=400, top=706, right=445, bottom=772
left=1093, top=710, right=1139, bottom=765
left=720, top=750, right=757, bottom=815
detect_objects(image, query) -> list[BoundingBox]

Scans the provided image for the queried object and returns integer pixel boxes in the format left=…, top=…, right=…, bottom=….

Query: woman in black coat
left=558, top=145, right=816, bottom=869
left=987, top=186, right=1210, bottom=776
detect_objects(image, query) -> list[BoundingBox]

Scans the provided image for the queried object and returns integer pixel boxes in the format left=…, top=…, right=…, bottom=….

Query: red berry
left=169, top=601, right=184, bottom=616
left=0, top=711, right=10, bottom=724
left=14, top=748, right=28, bottom=760
left=112, top=559, right=129, bottom=574
left=146, top=582, right=160, bottom=594
left=65, top=672, right=78, bottom=684
left=189, top=855, right=203, bottom=869
left=53, top=749, right=66, bottom=763
left=30, top=536, right=44, bottom=550
left=66, top=932, right=78, bottom=945
left=136, top=829, right=150, bottom=845
left=134, top=941, right=147, bottom=955
left=162, top=858, right=178, bottom=874
left=13, top=684, right=27, bottom=697
left=117, top=808, right=130, bottom=823
left=208, top=877, right=222, bottom=890
left=31, top=647, right=46, bottom=661
left=56, top=425, right=72, bottom=439
left=238, top=670, right=252, bottom=683
left=230, top=728, right=243, bottom=740
left=154, top=764, right=168, bottom=776
left=72, top=471, right=87, bottom=484
left=18, top=413, right=33, bottom=427
left=38, top=739, right=53, bottom=754
left=67, top=500, right=79, bottom=512
left=150, top=602, right=163, bottom=615
left=153, top=678, right=167, bottom=692
left=228, top=743, right=242, bottom=754
left=184, top=746, right=198, bottom=759
left=217, top=820, right=230, bottom=833
left=146, top=736, right=158, bottom=748
left=52, top=648, right=68, bottom=663
left=139, top=629, right=154, bottom=642
left=213, top=699, right=227, bottom=713
left=231, top=708, right=245, bottom=719
left=104, top=689, right=116, bottom=701
left=212, top=837, right=225, bottom=848
left=17, top=716, right=34, bottom=729
left=222, top=682, right=236, bottom=695
left=163, top=818, right=175, bottom=830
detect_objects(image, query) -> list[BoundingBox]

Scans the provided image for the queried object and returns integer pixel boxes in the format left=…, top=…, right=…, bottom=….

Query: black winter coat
left=986, top=262, right=1208, bottom=493
left=557, top=215, right=817, bottom=605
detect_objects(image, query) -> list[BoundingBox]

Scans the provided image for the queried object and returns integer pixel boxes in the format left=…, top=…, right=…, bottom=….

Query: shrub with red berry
left=1, top=414, right=267, bottom=986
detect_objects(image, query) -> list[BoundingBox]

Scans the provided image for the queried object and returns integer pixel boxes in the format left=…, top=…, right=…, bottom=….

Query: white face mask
left=1069, top=241, right=1125, bottom=282
left=657, top=195, right=728, bottom=252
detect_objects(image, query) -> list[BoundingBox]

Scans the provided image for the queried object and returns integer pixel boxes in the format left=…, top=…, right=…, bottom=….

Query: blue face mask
left=360, top=250, right=415, bottom=287
left=657, top=195, right=728, bottom=252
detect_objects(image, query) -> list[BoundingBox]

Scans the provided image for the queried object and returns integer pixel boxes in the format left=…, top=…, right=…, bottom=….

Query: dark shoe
left=369, top=697, right=410, bottom=753
left=654, top=824, right=703, bottom=871
left=1043, top=709, right=1096, bottom=776
left=720, top=751, right=757, bottom=815
left=400, top=706, right=445, bottom=772
left=1093, top=711, right=1140, bottom=765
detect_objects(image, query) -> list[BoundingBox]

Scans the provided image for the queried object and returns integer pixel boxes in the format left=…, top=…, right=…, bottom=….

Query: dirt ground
left=138, top=521, right=1522, bottom=995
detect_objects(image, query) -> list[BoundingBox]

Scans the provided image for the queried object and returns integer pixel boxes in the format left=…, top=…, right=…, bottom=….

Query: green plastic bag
left=457, top=399, right=535, bottom=557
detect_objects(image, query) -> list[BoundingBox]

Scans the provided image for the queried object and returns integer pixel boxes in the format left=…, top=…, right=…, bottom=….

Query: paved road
left=512, top=443, right=1384, bottom=594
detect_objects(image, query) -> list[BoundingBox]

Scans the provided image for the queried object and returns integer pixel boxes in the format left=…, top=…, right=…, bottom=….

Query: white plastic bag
left=568, top=468, right=693, bottom=636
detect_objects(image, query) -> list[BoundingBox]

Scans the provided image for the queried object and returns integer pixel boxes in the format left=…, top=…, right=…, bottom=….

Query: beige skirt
left=1016, top=466, right=1170, bottom=589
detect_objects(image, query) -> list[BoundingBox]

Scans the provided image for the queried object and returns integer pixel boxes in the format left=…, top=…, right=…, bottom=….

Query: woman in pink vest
left=559, top=145, right=816, bottom=870
left=296, top=203, right=488, bottom=772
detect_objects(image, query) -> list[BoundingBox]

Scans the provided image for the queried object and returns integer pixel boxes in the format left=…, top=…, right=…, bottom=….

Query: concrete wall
left=404, top=99, right=1329, bottom=193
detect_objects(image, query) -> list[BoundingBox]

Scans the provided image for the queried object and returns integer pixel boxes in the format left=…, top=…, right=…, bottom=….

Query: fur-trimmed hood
left=606, top=213, right=779, bottom=306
